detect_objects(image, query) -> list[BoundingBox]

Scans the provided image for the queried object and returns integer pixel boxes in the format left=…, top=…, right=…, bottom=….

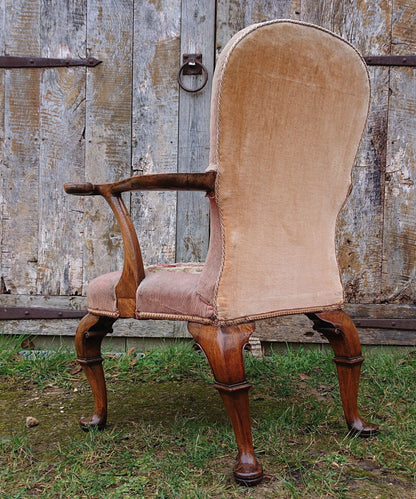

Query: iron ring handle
left=177, top=59, right=208, bottom=93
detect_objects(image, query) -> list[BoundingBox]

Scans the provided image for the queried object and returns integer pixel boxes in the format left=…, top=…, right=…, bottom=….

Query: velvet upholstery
left=136, top=263, right=213, bottom=320
left=208, top=20, right=370, bottom=322
left=86, top=20, right=370, bottom=326
left=87, top=271, right=121, bottom=318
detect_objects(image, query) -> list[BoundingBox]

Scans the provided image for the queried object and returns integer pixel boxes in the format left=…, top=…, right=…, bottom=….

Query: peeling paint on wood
left=0, top=1, right=5, bottom=279
left=131, top=0, right=180, bottom=265
left=301, top=1, right=392, bottom=303
left=2, top=1, right=41, bottom=294
left=216, top=0, right=301, bottom=55
left=176, top=0, right=216, bottom=262
left=37, top=0, right=86, bottom=296
left=383, top=0, right=416, bottom=303
left=84, top=0, right=133, bottom=285
left=1, top=1, right=416, bottom=344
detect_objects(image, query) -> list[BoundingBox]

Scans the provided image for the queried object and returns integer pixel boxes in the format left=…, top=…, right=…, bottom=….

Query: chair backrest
left=198, top=20, right=370, bottom=323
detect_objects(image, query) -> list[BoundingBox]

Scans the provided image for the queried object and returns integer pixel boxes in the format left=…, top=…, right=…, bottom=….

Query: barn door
left=1, top=1, right=416, bottom=346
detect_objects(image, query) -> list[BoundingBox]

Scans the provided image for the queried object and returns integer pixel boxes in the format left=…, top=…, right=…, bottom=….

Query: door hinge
left=0, top=306, right=87, bottom=320
left=353, top=318, right=416, bottom=330
left=364, top=55, right=416, bottom=67
left=0, top=56, right=102, bottom=69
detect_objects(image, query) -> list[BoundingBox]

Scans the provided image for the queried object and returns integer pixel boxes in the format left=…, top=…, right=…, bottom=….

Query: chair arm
left=64, top=171, right=216, bottom=197
left=64, top=171, right=216, bottom=317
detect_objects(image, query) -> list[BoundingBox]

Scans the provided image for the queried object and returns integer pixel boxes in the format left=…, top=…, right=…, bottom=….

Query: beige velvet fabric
left=136, top=263, right=214, bottom=319
left=87, top=271, right=121, bottom=318
left=207, top=20, right=370, bottom=322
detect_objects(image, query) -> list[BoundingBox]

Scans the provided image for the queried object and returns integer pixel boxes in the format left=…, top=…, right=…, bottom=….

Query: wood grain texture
left=37, top=0, right=86, bottom=296
left=84, top=0, right=133, bottom=286
left=2, top=1, right=41, bottom=294
left=308, top=309, right=379, bottom=437
left=216, top=0, right=301, bottom=55
left=0, top=0, right=5, bottom=278
left=301, top=1, right=392, bottom=303
left=130, top=0, right=181, bottom=266
left=188, top=321, right=264, bottom=485
left=382, top=0, right=416, bottom=302
left=1, top=291, right=414, bottom=346
left=176, top=0, right=216, bottom=262
left=65, top=171, right=216, bottom=195
left=1, top=1, right=416, bottom=345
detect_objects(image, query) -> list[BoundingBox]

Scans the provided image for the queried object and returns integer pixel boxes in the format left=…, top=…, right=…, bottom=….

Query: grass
left=0, top=333, right=415, bottom=498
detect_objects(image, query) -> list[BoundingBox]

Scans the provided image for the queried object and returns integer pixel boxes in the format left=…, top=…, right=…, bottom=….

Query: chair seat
left=86, top=263, right=214, bottom=320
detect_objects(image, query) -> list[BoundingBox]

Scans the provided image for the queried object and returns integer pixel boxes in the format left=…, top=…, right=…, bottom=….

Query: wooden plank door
left=0, top=1, right=415, bottom=345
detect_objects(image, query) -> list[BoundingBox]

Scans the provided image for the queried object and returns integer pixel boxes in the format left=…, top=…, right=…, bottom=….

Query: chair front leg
left=75, top=313, right=116, bottom=431
left=307, top=309, right=378, bottom=437
left=188, top=322, right=263, bottom=486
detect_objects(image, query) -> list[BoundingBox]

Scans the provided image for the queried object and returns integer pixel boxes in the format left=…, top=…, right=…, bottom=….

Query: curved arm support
left=104, top=194, right=145, bottom=317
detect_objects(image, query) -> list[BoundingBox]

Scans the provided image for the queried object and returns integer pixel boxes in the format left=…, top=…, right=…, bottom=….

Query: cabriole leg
left=75, top=313, right=116, bottom=431
left=307, top=309, right=378, bottom=437
left=188, top=322, right=263, bottom=486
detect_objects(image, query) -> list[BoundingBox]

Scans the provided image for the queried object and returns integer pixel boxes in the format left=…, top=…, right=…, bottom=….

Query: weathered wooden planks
left=382, top=0, right=416, bottom=303
left=175, top=0, right=216, bottom=263
left=216, top=0, right=301, bottom=54
left=83, top=0, right=134, bottom=285
left=130, top=0, right=181, bottom=266
left=0, top=1, right=5, bottom=280
left=37, top=0, right=86, bottom=296
left=2, top=1, right=41, bottom=294
left=0, top=1, right=416, bottom=345
left=1, top=292, right=414, bottom=346
left=300, top=1, right=392, bottom=304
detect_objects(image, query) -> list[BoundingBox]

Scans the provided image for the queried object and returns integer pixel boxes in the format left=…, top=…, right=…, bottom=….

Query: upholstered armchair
left=65, top=20, right=378, bottom=486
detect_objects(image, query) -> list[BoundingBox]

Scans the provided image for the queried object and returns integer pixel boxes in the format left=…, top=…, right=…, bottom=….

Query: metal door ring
left=177, top=58, right=208, bottom=93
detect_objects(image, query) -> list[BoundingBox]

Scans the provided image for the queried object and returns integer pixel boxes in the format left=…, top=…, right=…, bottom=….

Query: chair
left=65, top=20, right=378, bottom=486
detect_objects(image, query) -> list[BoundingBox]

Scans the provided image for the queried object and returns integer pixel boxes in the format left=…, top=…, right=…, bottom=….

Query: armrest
left=64, top=171, right=216, bottom=318
left=64, top=171, right=216, bottom=197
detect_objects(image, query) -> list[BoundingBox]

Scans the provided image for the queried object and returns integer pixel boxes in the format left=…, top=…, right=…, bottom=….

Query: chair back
left=198, top=20, right=370, bottom=323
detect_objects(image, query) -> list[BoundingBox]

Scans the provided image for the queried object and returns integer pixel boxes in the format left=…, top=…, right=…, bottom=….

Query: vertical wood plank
left=176, top=0, right=216, bottom=262
left=382, top=0, right=416, bottom=302
left=216, top=0, right=301, bottom=55
left=131, top=0, right=181, bottom=265
left=36, top=0, right=86, bottom=296
left=84, top=0, right=133, bottom=284
left=2, top=1, right=41, bottom=294
left=301, top=1, right=392, bottom=302
left=0, top=0, right=5, bottom=281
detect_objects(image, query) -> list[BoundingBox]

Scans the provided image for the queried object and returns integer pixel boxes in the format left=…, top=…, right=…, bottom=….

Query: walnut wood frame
left=66, top=172, right=378, bottom=486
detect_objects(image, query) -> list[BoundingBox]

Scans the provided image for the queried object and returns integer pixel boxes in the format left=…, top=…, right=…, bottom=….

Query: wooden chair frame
left=65, top=173, right=378, bottom=486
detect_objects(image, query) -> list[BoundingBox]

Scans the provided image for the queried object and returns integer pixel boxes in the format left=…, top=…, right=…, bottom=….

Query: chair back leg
left=307, top=310, right=379, bottom=437
left=188, top=322, right=264, bottom=485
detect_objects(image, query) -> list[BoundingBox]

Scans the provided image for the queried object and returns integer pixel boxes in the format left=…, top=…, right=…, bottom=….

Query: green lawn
left=0, top=334, right=415, bottom=498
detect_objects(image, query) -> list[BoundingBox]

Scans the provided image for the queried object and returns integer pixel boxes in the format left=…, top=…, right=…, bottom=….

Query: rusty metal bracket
left=0, top=306, right=87, bottom=320
left=181, top=54, right=204, bottom=75
left=353, top=318, right=416, bottom=330
left=364, top=55, right=416, bottom=67
left=177, top=53, right=208, bottom=93
left=0, top=56, right=102, bottom=69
